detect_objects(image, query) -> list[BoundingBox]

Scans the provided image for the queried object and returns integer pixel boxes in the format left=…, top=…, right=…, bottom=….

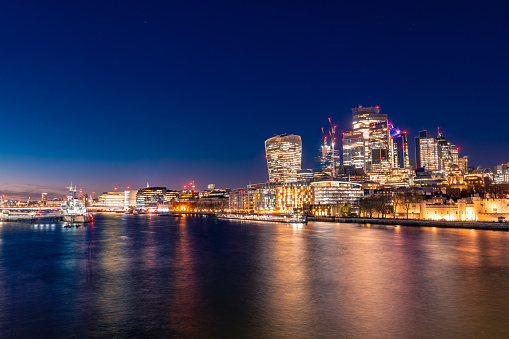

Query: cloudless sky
left=0, top=0, right=508, bottom=198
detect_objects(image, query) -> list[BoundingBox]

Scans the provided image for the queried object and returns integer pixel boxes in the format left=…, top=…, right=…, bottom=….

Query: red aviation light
left=114, top=187, right=118, bottom=191
left=189, top=182, right=193, bottom=186
left=184, top=185, right=187, bottom=189
left=456, top=147, right=459, bottom=150
left=127, top=186, right=130, bottom=189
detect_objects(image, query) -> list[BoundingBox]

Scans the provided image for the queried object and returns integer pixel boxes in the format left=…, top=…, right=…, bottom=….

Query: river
left=0, top=214, right=508, bottom=338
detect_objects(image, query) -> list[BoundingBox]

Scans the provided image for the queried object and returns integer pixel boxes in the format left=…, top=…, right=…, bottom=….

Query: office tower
left=265, top=134, right=302, bottom=183
left=458, top=156, right=468, bottom=174
left=342, top=106, right=393, bottom=171
left=436, top=131, right=452, bottom=173
left=41, top=193, right=48, bottom=206
left=342, top=131, right=364, bottom=168
left=415, top=130, right=440, bottom=172
left=451, top=145, right=459, bottom=166
left=368, top=120, right=391, bottom=171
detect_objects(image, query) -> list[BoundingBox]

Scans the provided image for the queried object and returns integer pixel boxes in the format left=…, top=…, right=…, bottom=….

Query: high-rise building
left=368, top=120, right=391, bottom=171
left=342, top=131, right=364, bottom=168
left=265, top=134, right=302, bottom=183
left=451, top=145, right=459, bottom=166
left=415, top=130, right=440, bottom=172
left=458, top=156, right=468, bottom=174
left=342, top=106, right=394, bottom=171
left=436, top=131, right=452, bottom=174
left=41, top=193, right=48, bottom=206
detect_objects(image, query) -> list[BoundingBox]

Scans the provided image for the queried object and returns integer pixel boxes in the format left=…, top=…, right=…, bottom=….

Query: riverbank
left=308, top=216, right=509, bottom=231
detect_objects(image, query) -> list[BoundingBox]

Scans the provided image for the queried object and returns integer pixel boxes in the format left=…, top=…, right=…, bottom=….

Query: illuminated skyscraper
left=265, top=134, right=302, bottom=183
left=458, top=156, right=469, bottom=174
left=342, top=131, right=364, bottom=168
left=415, top=130, right=440, bottom=172
left=368, top=120, right=391, bottom=171
left=436, top=131, right=452, bottom=174
left=451, top=145, right=459, bottom=166
left=342, top=106, right=392, bottom=171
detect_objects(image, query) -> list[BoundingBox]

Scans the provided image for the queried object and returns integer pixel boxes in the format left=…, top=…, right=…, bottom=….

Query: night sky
left=1, top=1, right=508, bottom=198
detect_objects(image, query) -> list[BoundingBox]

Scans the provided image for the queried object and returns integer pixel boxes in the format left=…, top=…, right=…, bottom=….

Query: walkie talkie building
left=265, top=134, right=302, bottom=183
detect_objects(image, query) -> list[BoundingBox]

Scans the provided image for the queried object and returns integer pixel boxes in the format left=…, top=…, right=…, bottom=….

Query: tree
left=359, top=196, right=377, bottom=218
left=395, top=188, right=423, bottom=219
left=373, top=195, right=392, bottom=219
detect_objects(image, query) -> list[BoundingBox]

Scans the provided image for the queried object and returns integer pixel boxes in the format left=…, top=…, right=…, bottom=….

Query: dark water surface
left=0, top=214, right=508, bottom=338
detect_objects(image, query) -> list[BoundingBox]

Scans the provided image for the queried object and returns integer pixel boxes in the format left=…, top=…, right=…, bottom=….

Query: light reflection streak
left=167, top=217, right=203, bottom=337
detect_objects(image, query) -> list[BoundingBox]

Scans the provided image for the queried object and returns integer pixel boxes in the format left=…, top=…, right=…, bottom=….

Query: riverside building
left=265, top=134, right=302, bottom=183
left=311, top=181, right=363, bottom=205
left=98, top=191, right=125, bottom=210
left=136, top=187, right=167, bottom=210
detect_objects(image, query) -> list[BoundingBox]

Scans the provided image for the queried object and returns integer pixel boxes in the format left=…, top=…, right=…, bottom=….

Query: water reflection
left=0, top=216, right=508, bottom=337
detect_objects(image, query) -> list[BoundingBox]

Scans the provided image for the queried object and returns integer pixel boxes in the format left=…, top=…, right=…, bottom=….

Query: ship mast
left=66, top=182, right=77, bottom=199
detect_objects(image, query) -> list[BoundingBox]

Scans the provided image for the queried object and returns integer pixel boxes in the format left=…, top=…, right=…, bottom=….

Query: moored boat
left=217, top=213, right=307, bottom=223
left=60, top=183, right=93, bottom=223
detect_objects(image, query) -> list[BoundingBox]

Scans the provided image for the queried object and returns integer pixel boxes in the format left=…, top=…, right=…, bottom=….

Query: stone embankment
left=308, top=216, right=509, bottom=231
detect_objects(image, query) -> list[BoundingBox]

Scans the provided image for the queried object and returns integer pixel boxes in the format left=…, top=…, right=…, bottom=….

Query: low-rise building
left=393, top=196, right=509, bottom=221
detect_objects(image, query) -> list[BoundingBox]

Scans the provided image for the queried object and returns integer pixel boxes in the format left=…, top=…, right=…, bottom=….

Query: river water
left=0, top=214, right=508, bottom=338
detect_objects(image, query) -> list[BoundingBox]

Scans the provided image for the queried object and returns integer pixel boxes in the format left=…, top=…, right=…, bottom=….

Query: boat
left=216, top=213, right=307, bottom=224
left=156, top=211, right=177, bottom=216
left=60, top=183, right=93, bottom=223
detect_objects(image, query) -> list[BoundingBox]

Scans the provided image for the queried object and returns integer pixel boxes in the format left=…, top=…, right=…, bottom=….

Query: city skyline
left=1, top=1, right=508, bottom=197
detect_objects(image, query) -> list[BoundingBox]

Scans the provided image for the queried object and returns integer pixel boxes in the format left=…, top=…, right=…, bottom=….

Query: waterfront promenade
left=309, top=216, right=509, bottom=231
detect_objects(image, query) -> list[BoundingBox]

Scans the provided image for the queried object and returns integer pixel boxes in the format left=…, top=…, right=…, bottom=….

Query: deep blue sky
left=1, top=1, right=508, bottom=198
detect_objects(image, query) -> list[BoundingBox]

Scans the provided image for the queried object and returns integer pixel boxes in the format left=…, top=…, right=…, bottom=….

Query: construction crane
left=328, top=118, right=338, bottom=178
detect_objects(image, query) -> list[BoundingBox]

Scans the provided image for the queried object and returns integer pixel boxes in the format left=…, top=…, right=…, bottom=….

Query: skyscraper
left=415, top=130, right=440, bottom=172
left=265, top=134, right=302, bottom=183
left=436, top=131, right=452, bottom=174
left=458, top=156, right=469, bottom=174
left=342, top=106, right=392, bottom=171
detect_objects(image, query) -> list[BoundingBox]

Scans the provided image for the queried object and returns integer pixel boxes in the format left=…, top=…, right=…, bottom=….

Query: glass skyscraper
left=265, top=134, right=302, bottom=183
left=342, top=106, right=391, bottom=171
